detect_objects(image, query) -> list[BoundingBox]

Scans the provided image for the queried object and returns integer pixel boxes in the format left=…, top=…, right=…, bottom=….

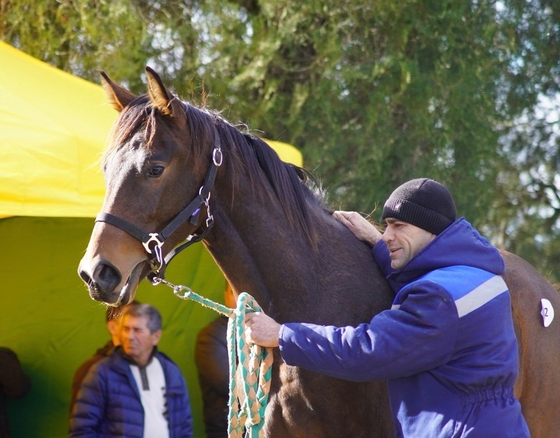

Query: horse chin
left=106, top=261, right=148, bottom=307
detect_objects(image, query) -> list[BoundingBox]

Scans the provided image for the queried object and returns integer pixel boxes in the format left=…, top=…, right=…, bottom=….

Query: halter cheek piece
left=95, top=146, right=223, bottom=285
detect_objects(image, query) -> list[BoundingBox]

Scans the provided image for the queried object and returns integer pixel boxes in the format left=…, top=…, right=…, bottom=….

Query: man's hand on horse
left=245, top=312, right=281, bottom=348
left=333, top=211, right=382, bottom=246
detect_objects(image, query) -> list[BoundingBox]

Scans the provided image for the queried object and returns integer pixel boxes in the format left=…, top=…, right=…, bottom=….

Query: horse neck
left=203, top=181, right=311, bottom=318
left=202, top=168, right=393, bottom=324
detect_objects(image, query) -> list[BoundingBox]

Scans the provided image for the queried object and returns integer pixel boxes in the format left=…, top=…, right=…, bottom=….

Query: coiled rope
left=153, top=278, right=273, bottom=438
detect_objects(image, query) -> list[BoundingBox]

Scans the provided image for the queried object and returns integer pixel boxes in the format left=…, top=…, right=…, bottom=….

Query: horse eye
left=147, top=165, right=165, bottom=178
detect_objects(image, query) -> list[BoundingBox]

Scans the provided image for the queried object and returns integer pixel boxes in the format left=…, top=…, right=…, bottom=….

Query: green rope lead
left=228, top=292, right=273, bottom=438
left=155, top=279, right=273, bottom=438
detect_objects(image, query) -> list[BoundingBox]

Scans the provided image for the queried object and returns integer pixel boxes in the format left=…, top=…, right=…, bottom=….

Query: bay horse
left=78, top=67, right=560, bottom=437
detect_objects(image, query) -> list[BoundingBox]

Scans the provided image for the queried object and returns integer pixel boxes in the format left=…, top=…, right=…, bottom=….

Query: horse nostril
left=93, top=262, right=122, bottom=295
left=78, top=269, right=92, bottom=287
left=78, top=269, right=99, bottom=293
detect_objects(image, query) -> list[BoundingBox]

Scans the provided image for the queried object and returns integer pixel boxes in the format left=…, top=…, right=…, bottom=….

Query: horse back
left=502, top=250, right=560, bottom=437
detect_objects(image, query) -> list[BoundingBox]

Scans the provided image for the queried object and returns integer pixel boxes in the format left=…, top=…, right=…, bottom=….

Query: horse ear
left=99, top=71, right=137, bottom=112
left=145, top=66, right=176, bottom=116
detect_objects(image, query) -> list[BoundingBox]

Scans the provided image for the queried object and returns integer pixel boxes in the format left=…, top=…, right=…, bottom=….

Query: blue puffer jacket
left=279, top=218, right=529, bottom=437
left=69, top=347, right=193, bottom=438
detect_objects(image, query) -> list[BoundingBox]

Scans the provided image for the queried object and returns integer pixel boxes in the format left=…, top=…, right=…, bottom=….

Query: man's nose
left=382, top=228, right=393, bottom=243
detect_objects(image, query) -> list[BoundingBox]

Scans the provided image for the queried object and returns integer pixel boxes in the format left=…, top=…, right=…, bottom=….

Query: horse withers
left=78, top=67, right=560, bottom=437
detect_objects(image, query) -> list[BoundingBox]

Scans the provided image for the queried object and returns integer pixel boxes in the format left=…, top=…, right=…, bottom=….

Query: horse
left=78, top=67, right=560, bottom=437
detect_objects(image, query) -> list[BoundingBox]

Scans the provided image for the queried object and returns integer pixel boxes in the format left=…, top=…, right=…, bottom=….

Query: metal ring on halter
left=213, top=148, right=223, bottom=166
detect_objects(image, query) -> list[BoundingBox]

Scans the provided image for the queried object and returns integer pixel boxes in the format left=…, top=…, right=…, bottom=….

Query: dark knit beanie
left=381, top=178, right=456, bottom=235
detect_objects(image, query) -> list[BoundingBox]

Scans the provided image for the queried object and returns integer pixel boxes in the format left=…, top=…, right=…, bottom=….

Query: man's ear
left=151, top=330, right=162, bottom=346
left=107, top=320, right=118, bottom=337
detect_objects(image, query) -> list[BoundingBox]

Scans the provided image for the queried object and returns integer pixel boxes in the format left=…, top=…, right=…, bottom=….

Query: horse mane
left=240, top=131, right=327, bottom=246
left=103, top=94, right=328, bottom=247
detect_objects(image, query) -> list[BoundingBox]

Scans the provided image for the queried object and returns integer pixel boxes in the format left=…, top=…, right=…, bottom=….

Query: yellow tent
left=0, top=41, right=301, bottom=437
left=0, top=40, right=301, bottom=217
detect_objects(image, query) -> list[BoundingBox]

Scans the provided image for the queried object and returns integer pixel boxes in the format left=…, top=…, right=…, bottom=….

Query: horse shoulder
left=313, top=219, right=394, bottom=322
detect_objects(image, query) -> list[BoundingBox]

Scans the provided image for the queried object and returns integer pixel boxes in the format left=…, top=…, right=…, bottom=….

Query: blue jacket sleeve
left=68, top=363, right=107, bottom=437
left=278, top=282, right=459, bottom=381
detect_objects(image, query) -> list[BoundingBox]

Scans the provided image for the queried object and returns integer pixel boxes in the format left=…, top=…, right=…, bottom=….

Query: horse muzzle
left=78, top=258, right=148, bottom=306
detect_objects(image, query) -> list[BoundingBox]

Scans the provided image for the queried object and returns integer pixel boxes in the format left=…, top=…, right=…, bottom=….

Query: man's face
left=121, top=315, right=161, bottom=366
left=382, top=219, right=435, bottom=270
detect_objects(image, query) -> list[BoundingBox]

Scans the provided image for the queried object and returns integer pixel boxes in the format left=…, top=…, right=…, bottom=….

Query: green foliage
left=3, top=0, right=148, bottom=84
left=2, top=0, right=560, bottom=280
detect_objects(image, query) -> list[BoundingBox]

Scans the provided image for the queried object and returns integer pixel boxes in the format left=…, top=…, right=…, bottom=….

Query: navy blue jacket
left=279, top=218, right=529, bottom=437
left=69, top=347, right=193, bottom=438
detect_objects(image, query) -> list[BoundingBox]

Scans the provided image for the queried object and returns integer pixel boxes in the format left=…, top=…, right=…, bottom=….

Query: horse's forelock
left=103, top=96, right=193, bottom=164
left=103, top=96, right=152, bottom=163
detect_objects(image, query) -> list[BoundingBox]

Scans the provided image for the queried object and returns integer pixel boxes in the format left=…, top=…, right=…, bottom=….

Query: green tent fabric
left=0, top=41, right=302, bottom=437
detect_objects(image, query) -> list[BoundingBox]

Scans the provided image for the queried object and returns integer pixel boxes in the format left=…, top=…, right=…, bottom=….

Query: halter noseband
left=95, top=146, right=223, bottom=284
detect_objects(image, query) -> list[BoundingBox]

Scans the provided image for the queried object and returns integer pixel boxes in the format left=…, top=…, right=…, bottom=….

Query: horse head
left=78, top=67, right=217, bottom=306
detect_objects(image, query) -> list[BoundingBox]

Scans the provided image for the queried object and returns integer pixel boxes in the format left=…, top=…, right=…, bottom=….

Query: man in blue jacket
left=245, top=178, right=529, bottom=437
left=69, top=303, right=193, bottom=438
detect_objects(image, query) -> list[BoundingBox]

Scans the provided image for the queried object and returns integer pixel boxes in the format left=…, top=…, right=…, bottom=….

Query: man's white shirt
left=130, top=357, right=169, bottom=438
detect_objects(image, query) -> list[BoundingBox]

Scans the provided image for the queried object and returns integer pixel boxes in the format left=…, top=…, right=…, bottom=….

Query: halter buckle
left=142, top=233, right=164, bottom=254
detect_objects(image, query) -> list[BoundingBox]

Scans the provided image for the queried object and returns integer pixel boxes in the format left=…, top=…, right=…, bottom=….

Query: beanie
left=381, top=178, right=456, bottom=235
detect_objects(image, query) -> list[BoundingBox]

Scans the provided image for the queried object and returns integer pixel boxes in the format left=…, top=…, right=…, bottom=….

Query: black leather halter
left=95, top=147, right=223, bottom=282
